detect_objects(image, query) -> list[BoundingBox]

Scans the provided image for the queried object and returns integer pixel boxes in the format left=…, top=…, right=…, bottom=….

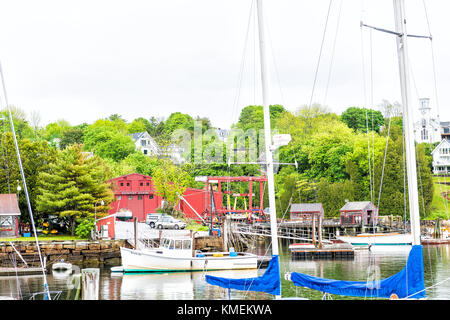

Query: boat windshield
left=160, top=238, right=192, bottom=250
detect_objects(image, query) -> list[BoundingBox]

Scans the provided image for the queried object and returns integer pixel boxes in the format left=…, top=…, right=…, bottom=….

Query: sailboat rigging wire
left=0, top=62, right=51, bottom=300
left=323, top=0, right=343, bottom=106
left=230, top=0, right=255, bottom=128
left=422, top=0, right=448, bottom=219
left=376, top=114, right=393, bottom=212
left=308, top=0, right=333, bottom=110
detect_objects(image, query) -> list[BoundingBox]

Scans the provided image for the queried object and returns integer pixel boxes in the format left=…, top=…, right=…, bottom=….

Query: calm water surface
left=1, top=244, right=450, bottom=300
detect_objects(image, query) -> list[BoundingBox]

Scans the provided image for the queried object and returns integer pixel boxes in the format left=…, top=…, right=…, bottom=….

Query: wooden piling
left=81, top=268, right=100, bottom=300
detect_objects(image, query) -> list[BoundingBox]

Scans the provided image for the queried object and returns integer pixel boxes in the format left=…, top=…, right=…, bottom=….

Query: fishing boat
left=119, top=236, right=257, bottom=272
left=337, top=232, right=412, bottom=247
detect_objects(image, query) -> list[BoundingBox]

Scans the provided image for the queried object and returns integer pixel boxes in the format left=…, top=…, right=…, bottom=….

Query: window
left=126, top=183, right=130, bottom=186
left=140, top=182, right=143, bottom=186
left=146, top=182, right=150, bottom=186
left=149, top=194, right=154, bottom=199
left=143, top=149, right=148, bottom=155
left=117, top=195, right=122, bottom=200
left=169, top=240, right=174, bottom=249
left=183, top=240, right=191, bottom=250
left=120, top=183, right=123, bottom=186
left=421, top=128, right=428, bottom=141
left=128, top=195, right=133, bottom=200
left=138, top=195, right=143, bottom=200
left=175, top=240, right=182, bottom=250
left=141, top=140, right=147, bottom=146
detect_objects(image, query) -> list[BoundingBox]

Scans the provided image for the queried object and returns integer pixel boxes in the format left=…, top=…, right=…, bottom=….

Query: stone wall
left=0, top=240, right=127, bottom=269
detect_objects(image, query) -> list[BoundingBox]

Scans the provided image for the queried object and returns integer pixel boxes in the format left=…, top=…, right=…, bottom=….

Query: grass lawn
left=0, top=235, right=86, bottom=242
left=430, top=176, right=449, bottom=219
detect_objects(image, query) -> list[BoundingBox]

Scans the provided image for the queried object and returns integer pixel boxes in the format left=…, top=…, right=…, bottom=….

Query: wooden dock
left=290, top=243, right=355, bottom=260
left=0, top=267, right=46, bottom=276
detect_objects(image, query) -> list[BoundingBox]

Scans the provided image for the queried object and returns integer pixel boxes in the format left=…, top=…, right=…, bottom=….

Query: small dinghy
left=52, top=259, right=72, bottom=271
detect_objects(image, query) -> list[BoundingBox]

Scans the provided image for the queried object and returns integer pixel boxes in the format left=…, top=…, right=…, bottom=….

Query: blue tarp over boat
left=290, top=245, right=426, bottom=299
left=205, top=255, right=281, bottom=296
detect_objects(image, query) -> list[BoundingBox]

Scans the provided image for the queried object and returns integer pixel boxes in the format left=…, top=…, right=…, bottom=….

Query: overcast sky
left=0, top=0, right=448, bottom=129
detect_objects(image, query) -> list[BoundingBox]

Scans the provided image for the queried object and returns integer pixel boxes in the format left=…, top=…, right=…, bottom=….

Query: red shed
left=340, top=201, right=378, bottom=227
left=290, top=203, right=324, bottom=222
left=95, top=213, right=116, bottom=239
left=107, top=173, right=220, bottom=223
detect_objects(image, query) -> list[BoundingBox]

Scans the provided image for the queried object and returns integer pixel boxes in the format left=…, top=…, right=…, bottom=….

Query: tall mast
left=393, top=0, right=421, bottom=246
left=0, top=63, right=52, bottom=299
left=256, top=0, right=280, bottom=262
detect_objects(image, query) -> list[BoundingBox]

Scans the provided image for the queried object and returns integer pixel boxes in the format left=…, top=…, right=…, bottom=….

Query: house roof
left=340, top=201, right=374, bottom=211
left=130, top=132, right=148, bottom=140
left=0, top=194, right=21, bottom=216
left=106, top=173, right=153, bottom=183
left=290, top=203, right=323, bottom=213
left=431, top=139, right=450, bottom=154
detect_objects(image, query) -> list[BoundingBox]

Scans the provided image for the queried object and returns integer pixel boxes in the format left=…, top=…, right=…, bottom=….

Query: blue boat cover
left=290, top=245, right=426, bottom=299
left=205, top=255, right=281, bottom=296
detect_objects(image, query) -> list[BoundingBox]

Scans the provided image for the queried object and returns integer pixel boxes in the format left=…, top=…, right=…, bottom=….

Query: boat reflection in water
left=119, top=269, right=259, bottom=300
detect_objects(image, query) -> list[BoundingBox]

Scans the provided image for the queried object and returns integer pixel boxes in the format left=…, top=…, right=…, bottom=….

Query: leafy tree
left=152, top=159, right=191, bottom=215
left=0, top=107, right=35, bottom=140
left=60, top=128, right=84, bottom=149
left=127, top=117, right=151, bottom=134
left=43, top=119, right=71, bottom=142
left=83, top=126, right=136, bottom=162
left=236, top=104, right=285, bottom=132
left=0, top=132, right=58, bottom=222
left=340, top=107, right=385, bottom=133
left=36, top=144, right=114, bottom=235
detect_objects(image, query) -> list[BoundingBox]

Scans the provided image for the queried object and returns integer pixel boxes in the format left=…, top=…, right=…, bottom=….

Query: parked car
left=154, top=216, right=187, bottom=230
left=146, top=213, right=165, bottom=228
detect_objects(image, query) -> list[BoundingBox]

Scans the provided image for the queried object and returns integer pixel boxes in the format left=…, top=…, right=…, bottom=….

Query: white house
left=130, top=132, right=185, bottom=164
left=130, top=132, right=159, bottom=156
left=431, top=139, right=450, bottom=174
left=413, top=98, right=441, bottom=144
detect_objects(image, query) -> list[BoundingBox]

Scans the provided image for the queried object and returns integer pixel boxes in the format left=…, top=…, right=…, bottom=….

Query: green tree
left=83, top=126, right=136, bottom=162
left=340, top=107, right=385, bottom=133
left=236, top=104, right=285, bottom=132
left=60, top=128, right=84, bottom=149
left=36, top=144, right=114, bottom=235
left=152, top=159, right=190, bottom=215
left=0, top=132, right=58, bottom=222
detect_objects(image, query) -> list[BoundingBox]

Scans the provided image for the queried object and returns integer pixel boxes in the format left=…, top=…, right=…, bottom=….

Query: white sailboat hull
left=337, top=233, right=412, bottom=247
left=120, top=247, right=258, bottom=272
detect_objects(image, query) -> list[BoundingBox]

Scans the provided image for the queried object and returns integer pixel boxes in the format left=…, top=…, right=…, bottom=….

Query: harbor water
left=1, top=244, right=449, bottom=300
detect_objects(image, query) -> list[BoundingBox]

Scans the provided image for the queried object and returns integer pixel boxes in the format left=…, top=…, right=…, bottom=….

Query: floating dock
left=0, top=267, right=46, bottom=276
left=290, top=243, right=354, bottom=260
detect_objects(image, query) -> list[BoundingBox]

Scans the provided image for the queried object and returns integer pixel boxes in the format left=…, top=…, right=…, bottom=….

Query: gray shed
left=340, top=201, right=378, bottom=227
left=0, top=194, right=21, bottom=238
left=290, top=203, right=324, bottom=221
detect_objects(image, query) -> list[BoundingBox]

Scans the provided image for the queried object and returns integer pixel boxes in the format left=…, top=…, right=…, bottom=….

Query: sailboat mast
left=393, top=0, right=421, bottom=246
left=256, top=0, right=280, bottom=257
left=0, top=63, right=52, bottom=300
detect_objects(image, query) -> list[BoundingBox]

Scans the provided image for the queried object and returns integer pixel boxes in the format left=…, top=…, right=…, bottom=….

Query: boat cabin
left=159, top=237, right=193, bottom=251
left=340, top=201, right=378, bottom=227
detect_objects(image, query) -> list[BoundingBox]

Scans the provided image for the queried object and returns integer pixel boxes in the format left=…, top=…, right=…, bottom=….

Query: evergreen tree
left=36, top=144, right=113, bottom=235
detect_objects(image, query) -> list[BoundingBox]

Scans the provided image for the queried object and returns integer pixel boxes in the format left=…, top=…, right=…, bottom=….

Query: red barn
left=107, top=173, right=222, bottom=222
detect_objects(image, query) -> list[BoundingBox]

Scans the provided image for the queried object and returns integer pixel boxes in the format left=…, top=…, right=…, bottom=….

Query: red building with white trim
left=107, top=173, right=222, bottom=222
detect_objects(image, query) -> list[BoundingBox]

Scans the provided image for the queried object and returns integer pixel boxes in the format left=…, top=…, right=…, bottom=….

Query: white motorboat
left=52, top=259, right=72, bottom=271
left=120, top=236, right=257, bottom=272
left=337, top=232, right=412, bottom=247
